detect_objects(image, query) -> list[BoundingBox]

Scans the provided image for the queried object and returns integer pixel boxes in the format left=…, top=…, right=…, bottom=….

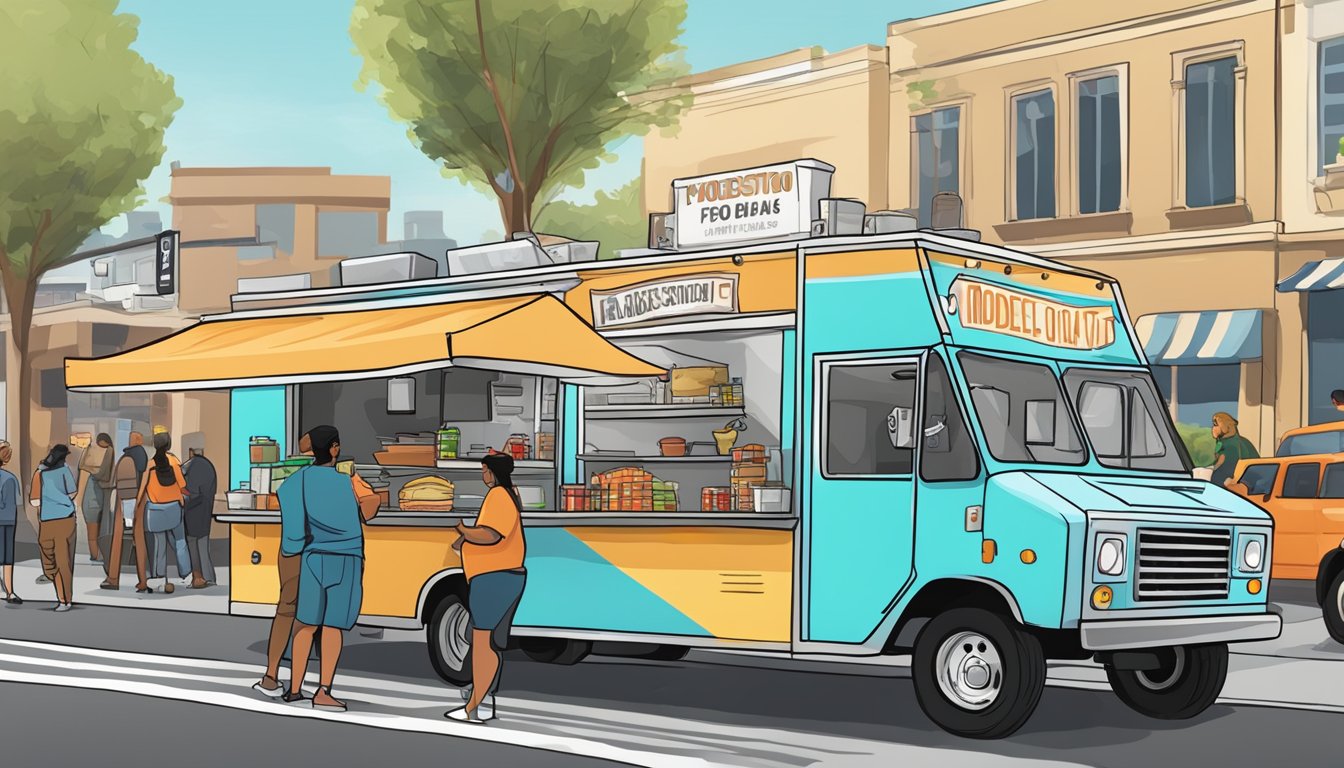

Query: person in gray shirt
left=0, top=441, right=20, bottom=604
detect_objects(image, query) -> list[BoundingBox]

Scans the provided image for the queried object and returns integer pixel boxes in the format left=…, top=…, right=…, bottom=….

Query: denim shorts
left=468, top=570, right=526, bottom=636
left=296, top=551, right=363, bottom=631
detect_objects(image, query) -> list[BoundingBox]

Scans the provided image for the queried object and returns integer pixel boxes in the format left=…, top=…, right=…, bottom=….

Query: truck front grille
left=1135, top=527, right=1231, bottom=602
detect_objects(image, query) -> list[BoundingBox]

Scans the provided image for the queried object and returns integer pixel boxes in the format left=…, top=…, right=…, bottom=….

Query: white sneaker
left=54, top=603, right=72, bottom=613
left=444, top=706, right=486, bottom=724
left=457, top=688, right=495, bottom=719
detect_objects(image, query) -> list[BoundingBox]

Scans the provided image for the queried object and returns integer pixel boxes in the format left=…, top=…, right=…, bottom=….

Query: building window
left=1153, top=363, right=1240, bottom=429
left=1076, top=74, right=1122, bottom=214
left=822, top=360, right=917, bottom=477
left=40, top=368, right=68, bottom=409
left=1319, top=37, right=1344, bottom=175
left=1309, top=289, right=1344, bottom=425
left=1012, top=89, right=1056, bottom=220
left=318, top=211, right=381, bottom=258
left=913, top=106, right=961, bottom=229
left=1185, top=57, right=1237, bottom=208
left=256, top=204, right=296, bottom=254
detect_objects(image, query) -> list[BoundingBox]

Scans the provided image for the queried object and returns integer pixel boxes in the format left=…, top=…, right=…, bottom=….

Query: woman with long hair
left=31, top=444, right=78, bottom=611
left=135, top=432, right=189, bottom=594
left=446, top=450, right=527, bottom=724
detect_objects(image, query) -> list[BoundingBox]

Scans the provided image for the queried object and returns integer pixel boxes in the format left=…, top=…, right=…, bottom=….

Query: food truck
left=65, top=159, right=1280, bottom=739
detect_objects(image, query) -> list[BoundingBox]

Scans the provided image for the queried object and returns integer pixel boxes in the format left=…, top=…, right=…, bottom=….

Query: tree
left=351, top=0, right=691, bottom=236
left=535, top=178, right=645, bottom=258
left=0, top=0, right=180, bottom=501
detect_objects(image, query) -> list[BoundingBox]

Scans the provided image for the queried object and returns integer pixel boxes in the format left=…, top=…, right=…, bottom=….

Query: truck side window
left=1282, top=463, right=1322, bottom=499
left=1237, top=464, right=1278, bottom=497
left=1320, top=464, right=1344, bottom=499
left=824, top=361, right=917, bottom=476
left=921, top=354, right=979, bottom=482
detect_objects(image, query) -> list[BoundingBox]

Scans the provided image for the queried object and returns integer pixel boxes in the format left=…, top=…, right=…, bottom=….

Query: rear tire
left=520, top=637, right=593, bottom=665
left=1105, top=643, right=1227, bottom=720
left=912, top=607, right=1046, bottom=739
left=426, top=592, right=473, bottom=686
left=1324, top=569, right=1344, bottom=645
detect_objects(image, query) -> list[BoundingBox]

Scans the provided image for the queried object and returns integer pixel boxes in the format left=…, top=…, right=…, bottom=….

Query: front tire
left=426, top=593, right=473, bottom=686
left=912, top=608, right=1046, bottom=739
left=1105, top=643, right=1227, bottom=720
left=1323, top=569, right=1344, bottom=645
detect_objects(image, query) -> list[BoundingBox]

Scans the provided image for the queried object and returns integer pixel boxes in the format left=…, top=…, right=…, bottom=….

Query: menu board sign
left=591, top=274, right=739, bottom=329
left=949, top=277, right=1116, bottom=350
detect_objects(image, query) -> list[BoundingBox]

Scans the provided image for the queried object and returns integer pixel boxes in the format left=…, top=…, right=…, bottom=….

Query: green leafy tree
left=0, top=0, right=180, bottom=492
left=535, top=178, right=644, bottom=258
left=351, top=0, right=691, bottom=236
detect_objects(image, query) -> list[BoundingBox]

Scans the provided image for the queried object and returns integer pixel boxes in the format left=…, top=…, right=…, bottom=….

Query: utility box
left=340, top=252, right=438, bottom=286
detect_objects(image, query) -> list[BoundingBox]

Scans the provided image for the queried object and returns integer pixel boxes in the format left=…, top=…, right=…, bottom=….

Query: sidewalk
left=8, top=557, right=229, bottom=613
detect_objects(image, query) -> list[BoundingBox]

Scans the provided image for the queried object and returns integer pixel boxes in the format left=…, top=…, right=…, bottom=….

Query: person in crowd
left=1333, top=389, right=1344, bottom=414
left=1209, top=412, right=1259, bottom=488
left=0, top=442, right=22, bottom=605
left=103, top=433, right=148, bottom=591
left=280, top=426, right=379, bottom=711
left=31, top=445, right=78, bottom=612
left=76, top=433, right=114, bottom=563
left=136, top=431, right=190, bottom=594
left=182, top=441, right=217, bottom=589
left=446, top=450, right=528, bottom=724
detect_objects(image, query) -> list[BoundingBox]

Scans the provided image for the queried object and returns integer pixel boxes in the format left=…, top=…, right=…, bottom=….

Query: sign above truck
left=949, top=276, right=1117, bottom=351
left=672, top=159, right=834, bottom=248
left=590, top=273, right=739, bottom=329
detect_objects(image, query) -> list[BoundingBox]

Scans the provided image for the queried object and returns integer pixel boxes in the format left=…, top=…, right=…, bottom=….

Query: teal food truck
left=66, top=160, right=1282, bottom=740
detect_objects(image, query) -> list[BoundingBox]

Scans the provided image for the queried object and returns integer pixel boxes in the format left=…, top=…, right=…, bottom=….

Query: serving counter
left=217, top=510, right=798, bottom=529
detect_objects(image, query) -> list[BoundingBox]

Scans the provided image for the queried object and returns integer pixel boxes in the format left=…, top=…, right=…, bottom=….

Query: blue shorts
left=0, top=524, right=13, bottom=565
left=296, top=552, right=363, bottom=631
left=469, top=570, right=526, bottom=643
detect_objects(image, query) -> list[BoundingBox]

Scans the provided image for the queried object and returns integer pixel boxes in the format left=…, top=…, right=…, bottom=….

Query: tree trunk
left=498, top=189, right=532, bottom=238
left=2, top=278, right=39, bottom=541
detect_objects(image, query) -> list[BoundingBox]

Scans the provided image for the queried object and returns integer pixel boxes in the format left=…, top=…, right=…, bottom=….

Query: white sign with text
left=591, top=274, right=739, bottom=329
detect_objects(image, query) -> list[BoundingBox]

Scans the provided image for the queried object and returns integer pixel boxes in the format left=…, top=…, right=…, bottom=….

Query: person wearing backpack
left=31, top=445, right=78, bottom=611
left=135, top=431, right=190, bottom=594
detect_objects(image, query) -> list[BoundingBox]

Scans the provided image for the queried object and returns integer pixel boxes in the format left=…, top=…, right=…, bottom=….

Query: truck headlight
left=1239, top=533, right=1267, bottom=572
left=1097, top=536, right=1126, bottom=576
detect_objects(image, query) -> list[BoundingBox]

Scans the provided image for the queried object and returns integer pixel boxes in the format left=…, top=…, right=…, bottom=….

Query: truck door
left=805, top=354, right=919, bottom=644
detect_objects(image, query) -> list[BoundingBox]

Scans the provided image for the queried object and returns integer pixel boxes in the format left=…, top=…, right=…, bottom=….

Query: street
left=0, top=583, right=1340, bottom=768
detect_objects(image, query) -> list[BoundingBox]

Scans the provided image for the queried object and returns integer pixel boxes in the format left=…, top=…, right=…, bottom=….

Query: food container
left=436, top=426, right=461, bottom=460
left=752, top=487, right=792, bottom=513
left=561, top=485, right=598, bottom=512
left=732, top=445, right=767, bottom=464
left=226, top=489, right=255, bottom=510
left=658, top=437, right=687, bottom=457
left=379, top=444, right=436, bottom=467
left=535, top=433, right=556, bottom=461
left=507, top=434, right=530, bottom=461
left=250, top=437, right=280, bottom=465
left=670, top=366, right=729, bottom=398
left=517, top=486, right=546, bottom=510
left=701, top=486, right=732, bottom=512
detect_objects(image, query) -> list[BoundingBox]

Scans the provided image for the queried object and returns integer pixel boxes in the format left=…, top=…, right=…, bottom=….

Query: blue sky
left=108, top=0, right=988, bottom=245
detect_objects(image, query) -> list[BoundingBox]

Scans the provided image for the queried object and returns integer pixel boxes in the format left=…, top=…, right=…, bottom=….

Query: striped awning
left=1135, top=310, right=1262, bottom=366
left=1278, top=257, right=1344, bottom=292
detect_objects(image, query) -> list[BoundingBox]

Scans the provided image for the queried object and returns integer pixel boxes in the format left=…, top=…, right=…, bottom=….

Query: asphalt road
left=0, top=592, right=1340, bottom=768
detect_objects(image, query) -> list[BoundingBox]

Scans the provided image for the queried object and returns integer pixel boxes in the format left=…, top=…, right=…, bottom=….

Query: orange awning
left=66, top=294, right=664, bottom=392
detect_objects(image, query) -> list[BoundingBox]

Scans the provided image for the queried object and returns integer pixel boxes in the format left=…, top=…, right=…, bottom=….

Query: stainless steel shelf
left=584, top=405, right=745, bottom=420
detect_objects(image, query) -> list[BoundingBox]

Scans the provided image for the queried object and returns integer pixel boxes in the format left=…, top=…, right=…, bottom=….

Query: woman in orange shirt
left=446, top=451, right=527, bottom=724
left=136, top=432, right=189, bottom=594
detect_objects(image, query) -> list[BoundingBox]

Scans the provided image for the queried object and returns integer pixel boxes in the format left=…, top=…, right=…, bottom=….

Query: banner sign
left=155, top=230, right=179, bottom=296
left=949, top=277, right=1116, bottom=350
left=591, top=274, right=739, bottom=329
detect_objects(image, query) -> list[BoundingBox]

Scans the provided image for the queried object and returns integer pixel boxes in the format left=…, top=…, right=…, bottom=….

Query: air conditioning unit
left=340, top=252, right=438, bottom=286
left=446, top=239, right=551, bottom=277
left=864, top=211, right=918, bottom=234
left=811, top=199, right=867, bottom=236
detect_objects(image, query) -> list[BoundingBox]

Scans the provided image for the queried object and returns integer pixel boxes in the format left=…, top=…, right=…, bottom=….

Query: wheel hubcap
left=437, top=602, right=472, bottom=671
left=1136, top=646, right=1187, bottom=691
left=935, top=631, right=1004, bottom=711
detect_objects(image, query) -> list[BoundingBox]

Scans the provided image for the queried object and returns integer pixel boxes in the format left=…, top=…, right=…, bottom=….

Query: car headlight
left=1097, top=536, right=1126, bottom=577
left=1239, top=533, right=1267, bottom=572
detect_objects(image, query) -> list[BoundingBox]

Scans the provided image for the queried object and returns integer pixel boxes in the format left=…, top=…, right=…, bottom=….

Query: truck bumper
left=1079, top=613, right=1282, bottom=651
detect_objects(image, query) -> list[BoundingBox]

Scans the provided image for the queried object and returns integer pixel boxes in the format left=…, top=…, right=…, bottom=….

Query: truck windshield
left=1062, top=368, right=1191, bottom=473
left=958, top=352, right=1087, bottom=465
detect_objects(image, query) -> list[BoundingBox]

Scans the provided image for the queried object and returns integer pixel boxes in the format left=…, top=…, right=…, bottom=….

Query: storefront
left=1278, top=256, right=1344, bottom=427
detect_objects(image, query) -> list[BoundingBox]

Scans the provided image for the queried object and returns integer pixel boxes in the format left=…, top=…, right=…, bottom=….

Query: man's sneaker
left=252, top=679, right=286, bottom=699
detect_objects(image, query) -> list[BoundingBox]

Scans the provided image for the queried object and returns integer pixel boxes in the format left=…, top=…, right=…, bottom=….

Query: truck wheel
left=1105, top=643, right=1227, bottom=720
left=519, top=637, right=592, bottom=665
left=912, top=608, right=1046, bottom=739
left=426, top=593, right=473, bottom=686
left=1324, top=569, right=1344, bottom=645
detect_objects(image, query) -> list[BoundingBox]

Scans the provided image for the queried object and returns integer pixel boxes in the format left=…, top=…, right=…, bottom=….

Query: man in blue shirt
left=280, top=425, right=378, bottom=712
left=0, top=441, right=21, bottom=604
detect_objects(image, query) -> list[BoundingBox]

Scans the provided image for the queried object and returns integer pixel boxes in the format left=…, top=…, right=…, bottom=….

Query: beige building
left=643, top=0, right=1342, bottom=455
left=642, top=45, right=891, bottom=216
